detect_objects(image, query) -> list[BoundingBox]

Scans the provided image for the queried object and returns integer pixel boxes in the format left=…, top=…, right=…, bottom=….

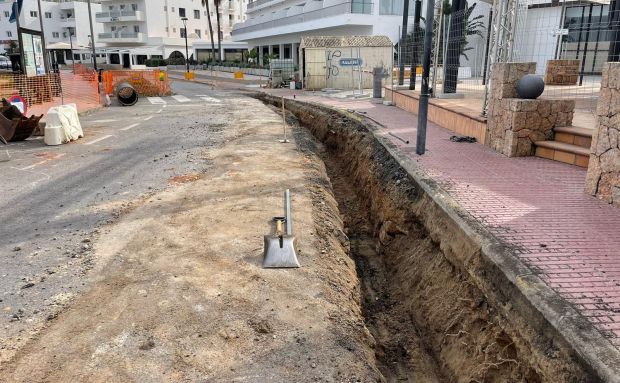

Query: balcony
left=96, top=10, right=145, bottom=23
left=59, top=16, right=76, bottom=26
left=98, top=32, right=145, bottom=43
left=233, top=2, right=373, bottom=36
left=246, top=0, right=281, bottom=11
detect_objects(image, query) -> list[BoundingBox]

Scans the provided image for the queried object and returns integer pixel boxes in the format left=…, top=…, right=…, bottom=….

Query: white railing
left=98, top=32, right=143, bottom=40
left=95, top=10, right=140, bottom=18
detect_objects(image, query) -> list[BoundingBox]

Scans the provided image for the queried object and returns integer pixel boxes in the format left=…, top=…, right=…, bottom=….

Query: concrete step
left=534, top=140, right=590, bottom=168
left=552, top=126, right=594, bottom=149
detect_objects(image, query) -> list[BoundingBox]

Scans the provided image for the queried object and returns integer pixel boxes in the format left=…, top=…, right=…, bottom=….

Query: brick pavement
left=266, top=89, right=620, bottom=350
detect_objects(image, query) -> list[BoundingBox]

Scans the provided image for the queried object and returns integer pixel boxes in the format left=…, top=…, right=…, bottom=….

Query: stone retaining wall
left=487, top=62, right=575, bottom=157
left=545, top=60, right=580, bottom=85
left=585, top=62, right=620, bottom=207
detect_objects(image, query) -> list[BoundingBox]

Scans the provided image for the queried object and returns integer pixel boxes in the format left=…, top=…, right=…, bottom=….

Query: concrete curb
left=258, top=93, right=620, bottom=382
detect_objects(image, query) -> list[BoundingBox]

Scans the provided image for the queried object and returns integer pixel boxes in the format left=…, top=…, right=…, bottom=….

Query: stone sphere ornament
left=516, top=74, right=545, bottom=99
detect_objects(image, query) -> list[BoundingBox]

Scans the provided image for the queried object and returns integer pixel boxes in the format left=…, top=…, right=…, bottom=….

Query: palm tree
left=214, top=0, right=223, bottom=62
left=201, top=0, right=217, bottom=62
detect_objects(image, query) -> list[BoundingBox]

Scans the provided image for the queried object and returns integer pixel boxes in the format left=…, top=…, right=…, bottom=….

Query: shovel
left=263, top=189, right=300, bottom=268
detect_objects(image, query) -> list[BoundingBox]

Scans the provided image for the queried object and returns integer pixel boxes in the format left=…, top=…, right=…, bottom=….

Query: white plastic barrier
left=44, top=104, right=84, bottom=146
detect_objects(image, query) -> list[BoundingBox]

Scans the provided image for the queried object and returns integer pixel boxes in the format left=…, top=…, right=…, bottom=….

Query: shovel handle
left=273, top=217, right=285, bottom=235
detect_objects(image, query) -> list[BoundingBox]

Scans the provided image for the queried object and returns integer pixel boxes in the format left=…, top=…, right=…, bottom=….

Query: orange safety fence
left=102, top=70, right=171, bottom=97
left=0, top=70, right=101, bottom=117
left=73, top=63, right=92, bottom=75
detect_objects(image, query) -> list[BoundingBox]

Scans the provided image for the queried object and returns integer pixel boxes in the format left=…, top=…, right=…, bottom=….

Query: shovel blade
left=263, top=235, right=300, bottom=268
left=0, top=149, right=10, bottom=162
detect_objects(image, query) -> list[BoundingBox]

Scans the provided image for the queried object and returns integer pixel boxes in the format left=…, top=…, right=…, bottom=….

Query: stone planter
left=544, top=60, right=580, bottom=85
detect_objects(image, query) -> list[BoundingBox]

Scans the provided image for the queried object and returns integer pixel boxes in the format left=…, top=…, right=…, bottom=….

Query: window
left=133, top=25, right=140, bottom=33
left=45, top=12, right=52, bottom=19
left=108, top=6, right=113, bottom=10
left=52, top=32, right=59, bottom=38
left=179, top=7, right=186, bottom=17
left=165, top=27, right=169, bottom=32
left=62, top=32, right=67, bottom=38
left=195, top=29, right=201, bottom=37
left=30, top=11, right=38, bottom=18
left=7, top=31, right=12, bottom=37
left=111, top=26, right=116, bottom=31
left=180, top=28, right=186, bottom=38
left=131, top=4, right=138, bottom=11
left=378, top=0, right=413, bottom=15
left=120, top=4, right=125, bottom=10
left=173, top=27, right=176, bottom=33
left=172, top=7, right=175, bottom=13
left=194, top=9, right=200, bottom=19
left=3, top=11, right=9, bottom=18
left=164, top=6, right=167, bottom=11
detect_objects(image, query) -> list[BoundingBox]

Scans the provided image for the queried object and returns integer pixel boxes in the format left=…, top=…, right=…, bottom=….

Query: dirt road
left=0, top=94, right=382, bottom=382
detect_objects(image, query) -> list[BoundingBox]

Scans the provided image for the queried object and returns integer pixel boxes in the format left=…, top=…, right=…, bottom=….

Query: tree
left=400, top=1, right=484, bottom=64
left=214, top=0, right=223, bottom=62
left=459, top=2, right=484, bottom=61
left=248, top=48, right=257, bottom=64
left=201, top=0, right=217, bottom=62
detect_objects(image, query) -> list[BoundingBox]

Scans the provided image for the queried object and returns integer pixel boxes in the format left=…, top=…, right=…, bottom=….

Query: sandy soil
left=0, top=96, right=381, bottom=382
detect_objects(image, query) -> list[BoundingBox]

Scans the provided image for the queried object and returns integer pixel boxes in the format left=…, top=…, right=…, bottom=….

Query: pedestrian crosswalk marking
left=200, top=96, right=221, bottom=103
left=147, top=97, right=166, bottom=105
left=147, top=95, right=222, bottom=105
left=172, top=95, right=191, bottom=103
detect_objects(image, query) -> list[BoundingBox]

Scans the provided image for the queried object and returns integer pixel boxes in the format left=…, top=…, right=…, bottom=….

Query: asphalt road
left=0, top=80, right=237, bottom=349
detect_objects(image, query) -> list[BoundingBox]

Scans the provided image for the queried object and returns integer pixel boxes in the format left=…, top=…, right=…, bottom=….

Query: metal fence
left=392, top=0, right=617, bottom=118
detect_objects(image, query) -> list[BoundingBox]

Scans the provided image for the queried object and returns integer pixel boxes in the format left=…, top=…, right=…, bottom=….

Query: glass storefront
left=559, top=4, right=613, bottom=74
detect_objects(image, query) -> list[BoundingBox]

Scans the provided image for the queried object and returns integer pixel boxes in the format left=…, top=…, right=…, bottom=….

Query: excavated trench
left=258, top=93, right=598, bottom=382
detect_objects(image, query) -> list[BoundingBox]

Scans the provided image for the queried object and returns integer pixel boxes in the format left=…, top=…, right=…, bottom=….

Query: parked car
left=0, top=56, right=11, bottom=70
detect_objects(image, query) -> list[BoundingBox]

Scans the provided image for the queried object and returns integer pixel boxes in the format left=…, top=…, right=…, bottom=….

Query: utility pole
left=14, top=0, right=25, bottom=74
left=181, top=17, right=190, bottom=72
left=398, top=0, right=410, bottom=85
left=87, top=0, right=97, bottom=71
left=409, top=0, right=421, bottom=90
left=68, top=27, right=75, bottom=73
left=36, top=0, right=49, bottom=73
left=416, top=0, right=435, bottom=155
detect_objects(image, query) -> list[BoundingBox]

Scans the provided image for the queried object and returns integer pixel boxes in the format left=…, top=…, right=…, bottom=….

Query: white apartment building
left=0, top=0, right=104, bottom=63
left=231, top=0, right=413, bottom=65
left=97, top=0, right=248, bottom=66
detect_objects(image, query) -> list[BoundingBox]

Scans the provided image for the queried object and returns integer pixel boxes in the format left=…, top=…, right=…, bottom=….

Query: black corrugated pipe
left=116, top=83, right=139, bottom=106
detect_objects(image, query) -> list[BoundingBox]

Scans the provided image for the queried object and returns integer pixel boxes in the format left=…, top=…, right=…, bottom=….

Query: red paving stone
left=267, top=89, right=620, bottom=350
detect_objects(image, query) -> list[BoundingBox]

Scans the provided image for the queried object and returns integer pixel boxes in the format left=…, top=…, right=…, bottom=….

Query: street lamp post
left=67, top=27, right=75, bottom=73
left=37, top=0, right=49, bottom=73
left=87, top=0, right=97, bottom=71
left=181, top=17, right=189, bottom=73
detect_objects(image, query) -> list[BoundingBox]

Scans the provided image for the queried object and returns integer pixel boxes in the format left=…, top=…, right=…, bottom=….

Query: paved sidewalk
left=265, top=88, right=620, bottom=351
